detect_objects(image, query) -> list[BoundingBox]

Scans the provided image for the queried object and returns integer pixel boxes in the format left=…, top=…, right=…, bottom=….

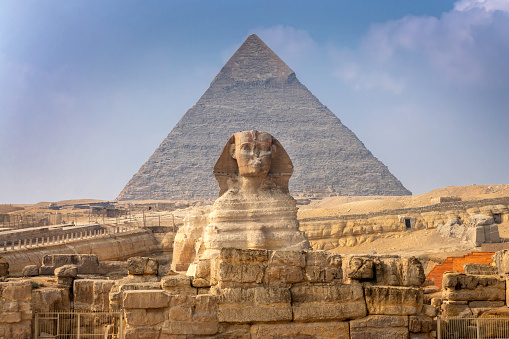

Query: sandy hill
left=298, top=184, right=509, bottom=219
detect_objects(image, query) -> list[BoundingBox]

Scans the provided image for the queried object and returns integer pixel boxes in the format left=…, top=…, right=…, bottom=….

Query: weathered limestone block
left=251, top=322, right=350, bottom=339
left=161, top=274, right=197, bottom=295
left=127, top=257, right=158, bottom=275
left=304, top=251, right=342, bottom=283
left=0, top=258, right=8, bottom=276
left=350, top=315, right=409, bottom=339
left=98, top=260, right=128, bottom=276
left=291, top=284, right=366, bottom=321
left=126, top=308, right=166, bottom=326
left=365, top=286, right=423, bottom=315
left=125, top=326, right=161, bottom=339
left=211, top=324, right=251, bottom=338
left=2, top=281, right=32, bottom=302
left=409, top=315, right=435, bottom=333
left=0, top=281, right=32, bottom=339
left=74, top=279, right=115, bottom=311
left=463, top=263, right=498, bottom=275
left=266, top=250, right=305, bottom=286
left=192, top=258, right=211, bottom=287
left=32, top=287, right=71, bottom=312
left=123, top=290, right=170, bottom=309
left=216, top=286, right=292, bottom=323
left=442, top=273, right=505, bottom=301
left=77, top=254, right=100, bottom=274
left=40, top=254, right=100, bottom=275
left=469, top=300, right=505, bottom=308
left=493, top=249, right=509, bottom=275
left=55, top=265, right=78, bottom=278
left=467, top=214, right=494, bottom=226
left=347, top=256, right=374, bottom=280
left=423, top=304, right=438, bottom=318
left=55, top=264, right=78, bottom=287
left=22, top=265, right=39, bottom=277
left=108, top=282, right=161, bottom=311
left=400, top=257, right=426, bottom=286
left=0, top=312, right=21, bottom=323
left=213, top=248, right=269, bottom=287
left=469, top=300, right=505, bottom=313
left=346, top=255, right=424, bottom=286
left=166, top=294, right=218, bottom=336
left=441, top=300, right=472, bottom=317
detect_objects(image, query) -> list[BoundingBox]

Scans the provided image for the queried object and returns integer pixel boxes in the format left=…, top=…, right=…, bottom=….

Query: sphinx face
left=232, top=131, right=274, bottom=177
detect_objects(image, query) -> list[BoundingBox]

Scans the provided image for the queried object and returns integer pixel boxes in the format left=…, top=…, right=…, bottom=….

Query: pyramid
left=117, top=35, right=411, bottom=201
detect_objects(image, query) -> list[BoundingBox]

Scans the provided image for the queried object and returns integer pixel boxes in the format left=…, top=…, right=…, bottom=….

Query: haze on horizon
left=1, top=0, right=508, bottom=204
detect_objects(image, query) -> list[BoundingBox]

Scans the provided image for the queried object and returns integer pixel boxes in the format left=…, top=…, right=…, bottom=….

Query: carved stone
left=177, top=131, right=311, bottom=270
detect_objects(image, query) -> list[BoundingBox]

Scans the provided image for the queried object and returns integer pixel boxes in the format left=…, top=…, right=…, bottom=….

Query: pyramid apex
left=211, top=34, right=295, bottom=86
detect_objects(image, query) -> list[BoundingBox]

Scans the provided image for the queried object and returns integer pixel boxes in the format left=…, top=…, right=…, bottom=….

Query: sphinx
left=172, top=130, right=310, bottom=271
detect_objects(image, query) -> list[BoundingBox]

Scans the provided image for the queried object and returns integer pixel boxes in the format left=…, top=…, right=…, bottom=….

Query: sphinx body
left=198, top=181, right=310, bottom=259
left=172, top=130, right=310, bottom=271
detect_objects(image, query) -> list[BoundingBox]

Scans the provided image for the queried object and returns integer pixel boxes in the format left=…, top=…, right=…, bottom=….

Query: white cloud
left=454, top=0, right=509, bottom=12
left=332, top=0, right=509, bottom=91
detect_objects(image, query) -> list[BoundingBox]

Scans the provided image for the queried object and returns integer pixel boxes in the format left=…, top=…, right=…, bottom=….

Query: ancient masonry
left=6, top=248, right=509, bottom=338
left=117, top=34, right=411, bottom=200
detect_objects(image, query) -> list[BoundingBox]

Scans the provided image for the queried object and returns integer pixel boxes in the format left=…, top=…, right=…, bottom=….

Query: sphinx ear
left=271, top=144, right=277, bottom=158
left=230, top=143, right=237, bottom=159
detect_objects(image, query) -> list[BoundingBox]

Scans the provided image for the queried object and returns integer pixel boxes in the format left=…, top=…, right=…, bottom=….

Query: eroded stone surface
left=365, top=286, right=423, bottom=315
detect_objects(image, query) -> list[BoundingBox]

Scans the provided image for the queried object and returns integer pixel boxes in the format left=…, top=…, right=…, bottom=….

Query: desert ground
left=2, top=184, right=508, bottom=262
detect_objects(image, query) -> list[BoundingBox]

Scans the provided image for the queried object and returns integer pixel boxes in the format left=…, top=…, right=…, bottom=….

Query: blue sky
left=1, top=0, right=508, bottom=203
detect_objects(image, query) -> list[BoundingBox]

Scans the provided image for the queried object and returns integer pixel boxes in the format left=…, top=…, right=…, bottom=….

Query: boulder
left=127, top=257, right=158, bottom=275
left=22, top=265, right=39, bottom=277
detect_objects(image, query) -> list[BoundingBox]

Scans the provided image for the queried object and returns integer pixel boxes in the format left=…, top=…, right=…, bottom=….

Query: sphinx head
left=229, top=131, right=276, bottom=177
left=213, top=130, right=293, bottom=197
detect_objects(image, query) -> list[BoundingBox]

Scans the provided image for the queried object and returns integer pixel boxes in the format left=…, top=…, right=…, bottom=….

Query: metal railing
left=34, top=311, right=123, bottom=339
left=438, top=317, right=509, bottom=339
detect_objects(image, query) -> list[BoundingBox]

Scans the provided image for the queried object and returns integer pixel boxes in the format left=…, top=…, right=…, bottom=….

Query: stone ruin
left=437, top=214, right=501, bottom=246
left=3, top=245, right=509, bottom=338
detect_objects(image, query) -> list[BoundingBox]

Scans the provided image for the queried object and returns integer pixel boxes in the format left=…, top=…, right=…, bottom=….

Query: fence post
left=476, top=318, right=480, bottom=339
left=119, top=312, right=124, bottom=339
left=437, top=318, right=440, bottom=339
left=34, top=312, right=38, bottom=339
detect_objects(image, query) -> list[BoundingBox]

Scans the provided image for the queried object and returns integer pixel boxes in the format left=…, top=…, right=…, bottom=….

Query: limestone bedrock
left=175, top=130, right=311, bottom=272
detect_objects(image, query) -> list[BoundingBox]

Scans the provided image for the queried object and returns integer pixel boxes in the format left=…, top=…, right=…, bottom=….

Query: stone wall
left=0, top=229, right=159, bottom=275
left=300, top=199, right=509, bottom=250
left=117, top=248, right=436, bottom=339
left=439, top=272, right=506, bottom=318
left=0, top=281, right=32, bottom=339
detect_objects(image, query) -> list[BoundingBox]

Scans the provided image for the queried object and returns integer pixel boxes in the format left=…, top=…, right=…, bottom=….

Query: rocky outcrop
left=437, top=214, right=501, bottom=246
left=300, top=200, right=509, bottom=251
